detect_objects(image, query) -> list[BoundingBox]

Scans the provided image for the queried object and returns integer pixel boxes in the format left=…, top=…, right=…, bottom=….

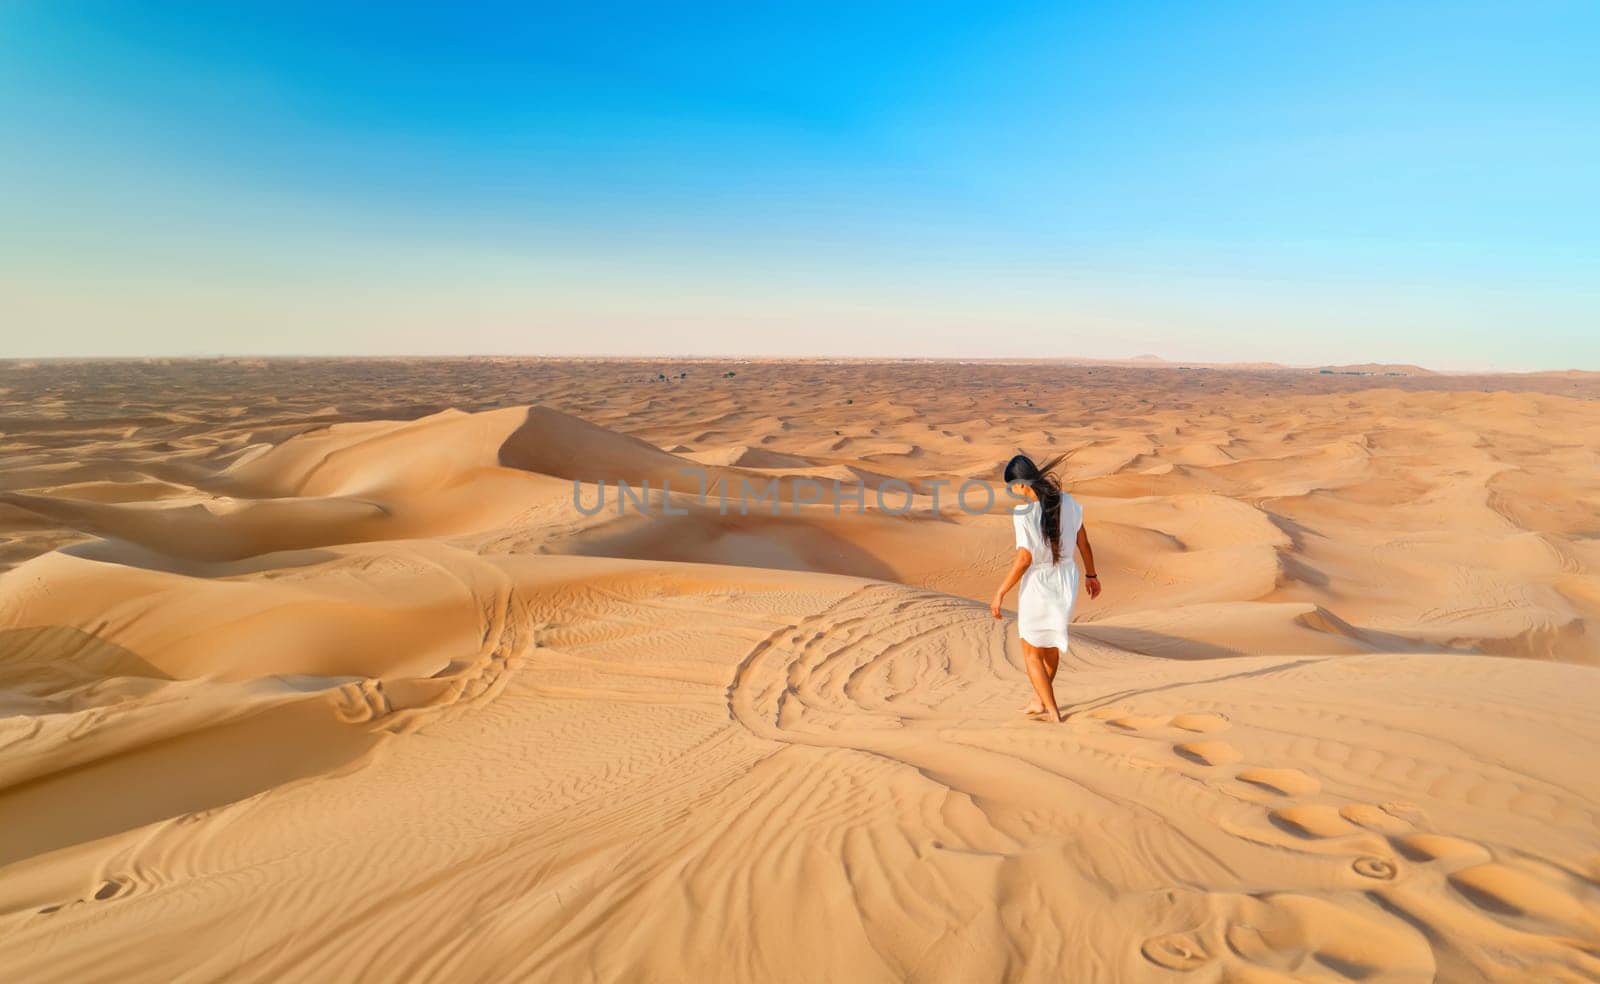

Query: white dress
left=1012, top=495, right=1084, bottom=650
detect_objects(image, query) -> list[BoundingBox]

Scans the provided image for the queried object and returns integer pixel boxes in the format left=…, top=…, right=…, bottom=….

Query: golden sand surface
left=2, top=358, right=1598, bottom=982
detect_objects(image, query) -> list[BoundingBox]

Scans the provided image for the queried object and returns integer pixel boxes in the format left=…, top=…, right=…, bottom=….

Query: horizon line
left=3, top=353, right=1596, bottom=376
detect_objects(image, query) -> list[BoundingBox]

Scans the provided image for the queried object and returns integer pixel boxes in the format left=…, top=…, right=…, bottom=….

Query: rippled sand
left=2, top=358, right=1598, bottom=982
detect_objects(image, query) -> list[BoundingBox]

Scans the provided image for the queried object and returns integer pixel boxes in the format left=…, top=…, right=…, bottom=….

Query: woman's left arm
left=991, top=548, right=1031, bottom=618
left=1077, top=526, right=1102, bottom=598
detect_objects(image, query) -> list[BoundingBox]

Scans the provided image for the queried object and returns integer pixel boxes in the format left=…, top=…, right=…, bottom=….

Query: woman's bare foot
left=1021, top=700, right=1045, bottom=715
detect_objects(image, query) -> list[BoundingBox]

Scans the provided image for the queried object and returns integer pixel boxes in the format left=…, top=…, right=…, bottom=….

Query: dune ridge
left=2, top=358, right=1598, bottom=982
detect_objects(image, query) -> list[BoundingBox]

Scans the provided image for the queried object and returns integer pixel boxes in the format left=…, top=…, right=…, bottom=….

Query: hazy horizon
left=2, top=351, right=1582, bottom=377
left=3, top=2, right=1596, bottom=371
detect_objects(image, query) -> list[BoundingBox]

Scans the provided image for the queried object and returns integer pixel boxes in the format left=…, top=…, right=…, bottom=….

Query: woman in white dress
left=990, top=453, right=1101, bottom=722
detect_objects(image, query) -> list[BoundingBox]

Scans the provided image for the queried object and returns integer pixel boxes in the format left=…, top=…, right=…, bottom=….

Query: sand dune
left=2, top=358, right=1599, bottom=982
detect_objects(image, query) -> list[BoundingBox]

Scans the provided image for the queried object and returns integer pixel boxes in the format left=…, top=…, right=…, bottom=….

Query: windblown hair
left=1004, top=452, right=1068, bottom=564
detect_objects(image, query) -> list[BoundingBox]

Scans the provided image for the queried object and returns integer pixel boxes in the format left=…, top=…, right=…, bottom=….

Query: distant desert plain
left=2, top=357, right=1599, bottom=983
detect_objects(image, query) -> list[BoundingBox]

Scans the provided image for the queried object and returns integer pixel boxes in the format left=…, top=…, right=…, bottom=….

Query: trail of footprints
left=1078, top=705, right=1600, bottom=982
left=29, top=874, right=137, bottom=918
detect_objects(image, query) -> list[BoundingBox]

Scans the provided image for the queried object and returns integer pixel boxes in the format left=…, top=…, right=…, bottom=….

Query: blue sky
left=2, top=1, right=1596, bottom=368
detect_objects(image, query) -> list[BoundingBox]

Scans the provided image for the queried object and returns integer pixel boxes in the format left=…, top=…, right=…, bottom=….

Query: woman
left=990, top=453, right=1101, bottom=722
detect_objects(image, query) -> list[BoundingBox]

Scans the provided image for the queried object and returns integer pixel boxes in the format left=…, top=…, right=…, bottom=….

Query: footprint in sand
left=1448, top=860, right=1600, bottom=933
left=1236, top=791, right=1412, bottom=884
left=1221, top=893, right=1434, bottom=980
left=1215, top=758, right=1600, bottom=978
left=1267, top=804, right=1359, bottom=839
left=1339, top=803, right=1413, bottom=835
left=1391, top=833, right=1490, bottom=865
left=1373, top=838, right=1600, bottom=977
left=37, top=876, right=129, bottom=915
left=1235, top=766, right=1321, bottom=797
left=1376, top=800, right=1428, bottom=827
left=335, top=678, right=392, bottom=724
left=1141, top=892, right=1434, bottom=979
left=1170, top=712, right=1230, bottom=733
left=1105, top=713, right=1170, bottom=731
left=1095, top=708, right=1231, bottom=734
left=1173, top=740, right=1241, bottom=766
left=1140, top=932, right=1209, bottom=971
left=1083, top=706, right=1131, bottom=721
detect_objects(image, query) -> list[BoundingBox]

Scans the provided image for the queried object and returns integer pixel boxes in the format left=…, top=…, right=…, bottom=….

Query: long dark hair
left=1004, top=452, right=1067, bottom=564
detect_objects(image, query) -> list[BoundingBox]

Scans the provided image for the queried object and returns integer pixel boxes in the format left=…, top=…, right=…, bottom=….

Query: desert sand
left=2, top=357, right=1599, bottom=982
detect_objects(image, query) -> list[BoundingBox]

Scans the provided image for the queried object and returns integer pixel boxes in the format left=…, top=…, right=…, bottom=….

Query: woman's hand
left=990, top=595, right=1004, bottom=619
left=1085, top=575, right=1102, bottom=599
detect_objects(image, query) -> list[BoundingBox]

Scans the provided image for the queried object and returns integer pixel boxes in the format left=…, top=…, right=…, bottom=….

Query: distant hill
left=1315, top=363, right=1436, bottom=377
left=1033, top=355, right=1468, bottom=375
left=1524, top=369, right=1600, bottom=379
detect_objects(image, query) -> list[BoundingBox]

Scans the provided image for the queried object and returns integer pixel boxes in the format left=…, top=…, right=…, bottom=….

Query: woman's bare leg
left=1022, top=642, right=1062, bottom=721
left=1020, top=638, right=1045, bottom=714
left=1022, top=646, right=1063, bottom=712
